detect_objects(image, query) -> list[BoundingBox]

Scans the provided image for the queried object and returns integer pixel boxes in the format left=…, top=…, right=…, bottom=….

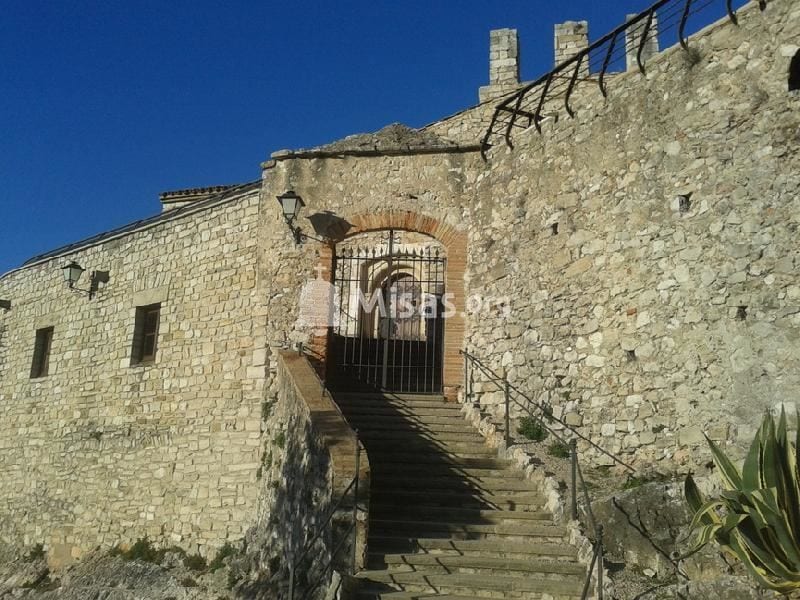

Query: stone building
left=0, top=0, right=798, bottom=589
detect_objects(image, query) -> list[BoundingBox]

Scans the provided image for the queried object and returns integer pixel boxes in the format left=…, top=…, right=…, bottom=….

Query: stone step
left=363, top=443, right=497, bottom=458
left=370, top=474, right=538, bottom=491
left=342, top=407, right=464, bottom=418
left=353, top=594, right=490, bottom=600
left=347, top=421, right=479, bottom=435
left=335, top=389, right=584, bottom=600
left=340, top=448, right=510, bottom=478
left=358, top=430, right=487, bottom=443
left=340, top=406, right=464, bottom=418
left=354, top=594, right=488, bottom=600
left=369, top=519, right=565, bottom=541
left=371, top=463, right=524, bottom=479
left=369, top=489, right=547, bottom=511
left=335, top=392, right=449, bottom=404
left=374, top=553, right=585, bottom=578
left=363, top=453, right=509, bottom=469
left=350, top=421, right=482, bottom=435
left=369, top=506, right=553, bottom=524
left=353, top=594, right=489, bottom=600
left=368, top=537, right=578, bottom=560
left=354, top=571, right=584, bottom=598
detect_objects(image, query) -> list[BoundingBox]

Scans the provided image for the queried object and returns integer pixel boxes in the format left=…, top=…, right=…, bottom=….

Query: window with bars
left=131, top=303, right=161, bottom=365
left=30, top=326, right=54, bottom=378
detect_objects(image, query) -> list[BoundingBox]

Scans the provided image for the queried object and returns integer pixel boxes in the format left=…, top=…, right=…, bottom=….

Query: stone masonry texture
left=0, top=0, right=797, bottom=571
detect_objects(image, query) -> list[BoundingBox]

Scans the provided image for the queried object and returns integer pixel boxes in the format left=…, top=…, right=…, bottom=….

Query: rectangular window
left=131, top=303, right=161, bottom=365
left=30, top=326, right=54, bottom=378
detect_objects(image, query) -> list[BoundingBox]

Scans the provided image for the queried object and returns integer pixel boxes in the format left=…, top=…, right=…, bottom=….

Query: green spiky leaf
left=685, top=411, right=800, bottom=593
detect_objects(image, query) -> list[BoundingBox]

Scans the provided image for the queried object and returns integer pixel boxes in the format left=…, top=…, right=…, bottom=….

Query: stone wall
left=0, top=0, right=797, bottom=574
left=479, top=29, right=521, bottom=103
left=0, top=189, right=266, bottom=564
left=245, top=352, right=368, bottom=592
left=465, top=0, right=800, bottom=469
left=554, top=21, right=589, bottom=67
left=258, top=150, right=481, bottom=395
left=258, top=2, right=799, bottom=475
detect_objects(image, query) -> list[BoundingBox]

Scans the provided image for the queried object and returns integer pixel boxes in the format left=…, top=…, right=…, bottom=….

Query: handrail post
left=287, top=552, right=295, bottom=600
left=504, top=377, right=511, bottom=449
left=463, top=352, right=468, bottom=403
left=597, top=525, right=605, bottom=600
left=352, top=436, right=361, bottom=574
left=570, top=439, right=578, bottom=520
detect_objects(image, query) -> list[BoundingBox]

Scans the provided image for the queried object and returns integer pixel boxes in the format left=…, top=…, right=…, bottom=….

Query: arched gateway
left=330, top=229, right=446, bottom=393
left=314, top=211, right=467, bottom=398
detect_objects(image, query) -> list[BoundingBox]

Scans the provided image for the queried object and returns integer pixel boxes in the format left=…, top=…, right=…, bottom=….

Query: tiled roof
left=18, top=180, right=260, bottom=269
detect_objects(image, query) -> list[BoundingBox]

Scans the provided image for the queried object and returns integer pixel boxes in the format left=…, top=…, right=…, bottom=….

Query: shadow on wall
left=239, top=354, right=362, bottom=599
left=307, top=212, right=354, bottom=241
left=790, top=50, right=800, bottom=92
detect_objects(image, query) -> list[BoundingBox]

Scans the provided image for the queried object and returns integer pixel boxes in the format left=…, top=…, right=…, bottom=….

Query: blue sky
left=1, top=0, right=721, bottom=273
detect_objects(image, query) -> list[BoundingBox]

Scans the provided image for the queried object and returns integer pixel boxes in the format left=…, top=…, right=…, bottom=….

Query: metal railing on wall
left=461, top=349, right=636, bottom=600
left=481, top=0, right=765, bottom=154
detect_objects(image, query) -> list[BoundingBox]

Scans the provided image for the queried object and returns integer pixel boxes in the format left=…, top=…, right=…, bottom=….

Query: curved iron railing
left=461, top=349, right=636, bottom=600
left=481, top=0, right=764, bottom=153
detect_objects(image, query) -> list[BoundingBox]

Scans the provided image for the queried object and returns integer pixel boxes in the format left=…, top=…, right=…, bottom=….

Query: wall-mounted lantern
left=276, top=190, right=320, bottom=244
left=0, top=300, right=10, bottom=311
left=61, top=261, right=109, bottom=298
left=277, top=190, right=305, bottom=224
left=62, top=261, right=85, bottom=288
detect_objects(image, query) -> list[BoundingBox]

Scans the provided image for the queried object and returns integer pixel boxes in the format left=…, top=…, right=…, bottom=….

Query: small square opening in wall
left=30, top=326, right=54, bottom=378
left=789, top=50, right=800, bottom=92
left=131, top=303, right=161, bottom=366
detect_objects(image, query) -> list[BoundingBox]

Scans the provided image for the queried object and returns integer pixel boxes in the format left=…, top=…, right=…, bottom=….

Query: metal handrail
left=287, top=439, right=362, bottom=600
left=481, top=0, right=763, bottom=153
left=461, top=349, right=634, bottom=471
left=461, top=349, right=636, bottom=599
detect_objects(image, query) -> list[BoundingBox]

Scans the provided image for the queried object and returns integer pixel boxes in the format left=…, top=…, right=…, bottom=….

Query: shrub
left=24, top=544, right=46, bottom=562
left=517, top=416, right=548, bottom=442
left=685, top=409, right=800, bottom=594
left=210, top=543, right=237, bottom=572
left=622, top=476, right=649, bottom=490
left=123, top=537, right=165, bottom=564
left=184, top=554, right=207, bottom=572
left=227, top=569, right=241, bottom=590
left=261, top=400, right=274, bottom=421
left=547, top=441, right=571, bottom=459
left=21, top=569, right=57, bottom=591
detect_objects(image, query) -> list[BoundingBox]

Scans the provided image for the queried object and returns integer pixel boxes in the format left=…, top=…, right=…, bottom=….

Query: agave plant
left=685, top=409, right=800, bottom=594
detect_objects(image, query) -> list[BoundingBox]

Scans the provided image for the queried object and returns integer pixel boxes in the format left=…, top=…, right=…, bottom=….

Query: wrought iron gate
left=331, top=230, right=446, bottom=394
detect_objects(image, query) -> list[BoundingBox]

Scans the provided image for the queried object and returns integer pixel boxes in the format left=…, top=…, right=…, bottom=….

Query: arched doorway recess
left=330, top=229, right=446, bottom=394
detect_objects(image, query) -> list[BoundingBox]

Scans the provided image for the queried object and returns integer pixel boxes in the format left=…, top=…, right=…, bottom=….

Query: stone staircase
left=334, top=392, right=586, bottom=600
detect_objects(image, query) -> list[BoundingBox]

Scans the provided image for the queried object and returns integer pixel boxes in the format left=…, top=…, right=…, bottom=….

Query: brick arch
left=333, top=210, right=466, bottom=250
left=314, top=210, right=467, bottom=399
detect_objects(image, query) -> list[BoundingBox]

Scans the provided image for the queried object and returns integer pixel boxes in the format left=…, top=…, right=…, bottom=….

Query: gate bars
left=332, top=230, right=446, bottom=394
